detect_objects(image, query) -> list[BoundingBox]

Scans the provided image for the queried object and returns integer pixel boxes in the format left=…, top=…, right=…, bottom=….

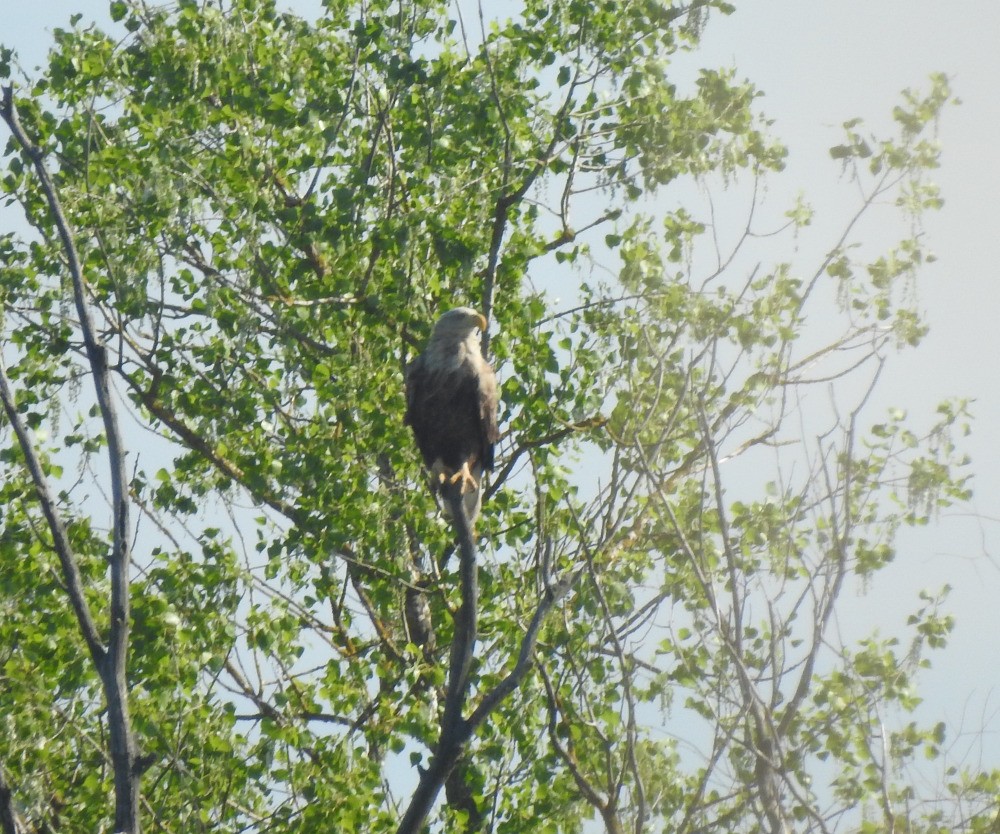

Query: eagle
left=405, top=307, right=500, bottom=523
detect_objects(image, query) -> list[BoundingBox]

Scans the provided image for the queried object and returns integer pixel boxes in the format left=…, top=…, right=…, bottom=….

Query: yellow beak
left=475, top=313, right=488, bottom=332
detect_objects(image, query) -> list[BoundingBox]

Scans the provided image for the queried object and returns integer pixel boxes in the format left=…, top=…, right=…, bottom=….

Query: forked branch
left=1, top=84, right=141, bottom=834
left=396, top=486, right=577, bottom=834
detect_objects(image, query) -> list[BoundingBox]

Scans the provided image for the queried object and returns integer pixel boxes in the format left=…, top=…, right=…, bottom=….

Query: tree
left=0, top=1, right=993, bottom=832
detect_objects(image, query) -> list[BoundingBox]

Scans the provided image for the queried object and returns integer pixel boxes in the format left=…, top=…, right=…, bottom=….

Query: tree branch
left=396, top=483, right=478, bottom=834
left=539, top=666, right=611, bottom=816
left=397, top=483, right=579, bottom=834
left=579, top=540, right=646, bottom=834
left=465, top=569, right=576, bottom=731
left=1, top=84, right=141, bottom=834
left=440, top=485, right=479, bottom=741
left=0, top=766, right=23, bottom=834
left=0, top=355, right=106, bottom=664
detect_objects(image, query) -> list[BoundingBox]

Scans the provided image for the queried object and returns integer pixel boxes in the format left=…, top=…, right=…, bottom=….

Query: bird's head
left=430, top=307, right=488, bottom=341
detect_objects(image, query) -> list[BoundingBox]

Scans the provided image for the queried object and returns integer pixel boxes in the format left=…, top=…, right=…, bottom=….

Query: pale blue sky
left=698, top=1, right=1000, bottom=741
left=682, top=2, right=1000, bottom=768
left=6, top=0, right=1000, bottom=778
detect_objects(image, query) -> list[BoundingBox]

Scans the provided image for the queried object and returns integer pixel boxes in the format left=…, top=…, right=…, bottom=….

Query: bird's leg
left=447, top=461, right=479, bottom=494
left=431, top=460, right=449, bottom=487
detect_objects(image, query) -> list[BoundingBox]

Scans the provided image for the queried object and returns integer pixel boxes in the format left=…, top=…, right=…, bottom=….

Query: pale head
left=429, top=307, right=488, bottom=342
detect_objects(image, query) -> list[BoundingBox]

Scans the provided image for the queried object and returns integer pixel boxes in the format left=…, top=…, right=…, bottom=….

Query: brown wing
left=405, top=353, right=444, bottom=468
left=406, top=349, right=498, bottom=476
left=404, top=354, right=425, bottom=430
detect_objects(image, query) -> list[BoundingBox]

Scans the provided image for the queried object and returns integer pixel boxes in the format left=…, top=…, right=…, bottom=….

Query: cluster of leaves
left=0, top=1, right=992, bottom=832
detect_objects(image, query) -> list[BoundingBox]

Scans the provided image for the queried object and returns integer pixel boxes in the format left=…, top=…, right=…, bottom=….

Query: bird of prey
left=405, top=307, right=499, bottom=523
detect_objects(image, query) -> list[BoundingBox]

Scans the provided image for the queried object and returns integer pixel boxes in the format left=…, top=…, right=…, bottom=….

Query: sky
left=693, top=1, right=1000, bottom=750
left=5, top=0, right=1000, bottom=787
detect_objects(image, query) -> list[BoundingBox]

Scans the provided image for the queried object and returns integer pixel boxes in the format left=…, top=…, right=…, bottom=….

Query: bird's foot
left=447, top=462, right=479, bottom=495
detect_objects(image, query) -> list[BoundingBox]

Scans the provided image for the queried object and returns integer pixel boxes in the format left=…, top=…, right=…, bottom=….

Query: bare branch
left=395, top=484, right=480, bottom=834
left=539, top=666, right=617, bottom=826
left=0, top=766, right=23, bottom=834
left=397, top=481, right=580, bottom=834
left=440, top=485, right=479, bottom=743
left=1, top=84, right=141, bottom=834
left=0, top=354, right=106, bottom=664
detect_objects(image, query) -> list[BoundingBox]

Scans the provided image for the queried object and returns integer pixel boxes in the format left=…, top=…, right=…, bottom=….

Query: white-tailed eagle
left=405, top=307, right=499, bottom=523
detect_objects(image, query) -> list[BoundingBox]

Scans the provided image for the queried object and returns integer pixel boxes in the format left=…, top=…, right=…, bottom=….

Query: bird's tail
left=462, top=483, right=481, bottom=525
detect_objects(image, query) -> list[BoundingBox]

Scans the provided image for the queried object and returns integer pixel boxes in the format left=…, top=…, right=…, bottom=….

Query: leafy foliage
left=0, top=1, right=990, bottom=832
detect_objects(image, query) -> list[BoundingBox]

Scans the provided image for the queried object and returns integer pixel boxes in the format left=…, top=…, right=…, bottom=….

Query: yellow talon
left=448, top=462, right=479, bottom=494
